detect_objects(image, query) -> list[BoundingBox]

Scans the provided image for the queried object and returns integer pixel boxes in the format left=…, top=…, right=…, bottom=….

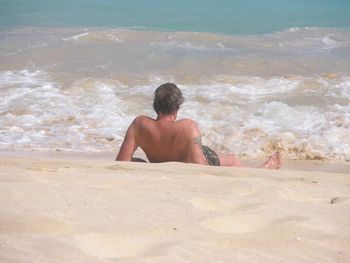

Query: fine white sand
left=0, top=155, right=349, bottom=262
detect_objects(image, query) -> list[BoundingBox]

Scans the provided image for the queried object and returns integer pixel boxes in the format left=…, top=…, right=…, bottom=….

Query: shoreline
left=1, top=150, right=349, bottom=175
left=3, top=24, right=350, bottom=35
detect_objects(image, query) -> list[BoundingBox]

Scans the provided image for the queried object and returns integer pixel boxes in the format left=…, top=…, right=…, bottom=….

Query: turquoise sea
left=1, top=0, right=350, bottom=34
left=0, top=0, right=350, bottom=160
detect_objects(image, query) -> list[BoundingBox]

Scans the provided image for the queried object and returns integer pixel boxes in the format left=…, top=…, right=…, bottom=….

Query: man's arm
left=115, top=120, right=138, bottom=161
left=187, top=121, right=207, bottom=165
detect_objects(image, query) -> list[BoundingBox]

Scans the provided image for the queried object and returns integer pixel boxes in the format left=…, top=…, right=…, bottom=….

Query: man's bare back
left=116, top=83, right=281, bottom=169
left=116, top=113, right=207, bottom=164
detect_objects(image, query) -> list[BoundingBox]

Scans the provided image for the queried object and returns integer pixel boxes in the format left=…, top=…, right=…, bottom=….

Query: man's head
left=153, top=83, right=184, bottom=115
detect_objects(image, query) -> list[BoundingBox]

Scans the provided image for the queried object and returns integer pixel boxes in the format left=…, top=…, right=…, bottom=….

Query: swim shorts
left=202, top=145, right=220, bottom=166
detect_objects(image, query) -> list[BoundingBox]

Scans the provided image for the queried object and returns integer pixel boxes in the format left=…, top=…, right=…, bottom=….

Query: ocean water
left=1, top=0, right=350, bottom=34
left=0, top=1, right=350, bottom=160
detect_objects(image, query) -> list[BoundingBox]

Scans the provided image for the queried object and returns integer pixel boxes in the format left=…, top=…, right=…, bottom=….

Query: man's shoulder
left=177, top=118, right=196, bottom=125
left=127, top=116, right=153, bottom=131
left=133, top=115, right=154, bottom=124
left=176, top=118, right=200, bottom=130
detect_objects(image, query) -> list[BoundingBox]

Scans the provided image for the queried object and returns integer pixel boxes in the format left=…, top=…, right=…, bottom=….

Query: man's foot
left=261, top=151, right=281, bottom=169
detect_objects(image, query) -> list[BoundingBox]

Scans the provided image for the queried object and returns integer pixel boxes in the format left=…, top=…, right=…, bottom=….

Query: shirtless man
left=116, top=83, right=281, bottom=169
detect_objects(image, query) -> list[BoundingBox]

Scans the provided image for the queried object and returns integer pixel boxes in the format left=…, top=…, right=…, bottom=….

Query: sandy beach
left=0, top=153, right=349, bottom=262
left=1, top=0, right=350, bottom=262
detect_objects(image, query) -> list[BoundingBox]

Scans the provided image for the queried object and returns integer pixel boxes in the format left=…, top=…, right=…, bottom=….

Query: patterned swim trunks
left=202, top=145, right=220, bottom=166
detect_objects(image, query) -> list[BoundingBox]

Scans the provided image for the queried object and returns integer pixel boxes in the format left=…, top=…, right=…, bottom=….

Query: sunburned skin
left=116, top=113, right=206, bottom=164
left=193, top=136, right=202, bottom=146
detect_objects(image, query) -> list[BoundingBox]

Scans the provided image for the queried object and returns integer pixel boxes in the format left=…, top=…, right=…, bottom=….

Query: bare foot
left=261, top=151, right=281, bottom=169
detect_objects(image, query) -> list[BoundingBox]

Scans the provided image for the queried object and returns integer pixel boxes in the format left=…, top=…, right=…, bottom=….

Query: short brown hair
left=153, top=83, right=184, bottom=115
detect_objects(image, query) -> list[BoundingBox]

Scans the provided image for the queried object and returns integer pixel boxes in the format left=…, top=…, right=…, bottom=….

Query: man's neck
left=156, top=112, right=177, bottom=122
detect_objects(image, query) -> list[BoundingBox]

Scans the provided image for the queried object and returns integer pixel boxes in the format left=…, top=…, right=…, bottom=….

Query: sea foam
left=0, top=27, right=349, bottom=160
left=1, top=69, right=348, bottom=160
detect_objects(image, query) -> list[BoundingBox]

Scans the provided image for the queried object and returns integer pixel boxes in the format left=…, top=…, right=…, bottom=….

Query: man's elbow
left=188, top=155, right=207, bottom=165
left=194, top=159, right=207, bottom=165
left=115, top=154, right=132, bottom=162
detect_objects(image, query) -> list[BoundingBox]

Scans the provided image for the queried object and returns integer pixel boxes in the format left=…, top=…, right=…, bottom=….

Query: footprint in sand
left=200, top=214, right=272, bottom=234
left=188, top=197, right=235, bottom=211
left=189, top=197, right=265, bottom=214
left=0, top=216, right=72, bottom=234
left=76, top=233, right=152, bottom=259
left=105, top=165, right=129, bottom=171
left=230, top=181, right=259, bottom=197
left=330, top=196, right=350, bottom=204
left=279, top=183, right=328, bottom=203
